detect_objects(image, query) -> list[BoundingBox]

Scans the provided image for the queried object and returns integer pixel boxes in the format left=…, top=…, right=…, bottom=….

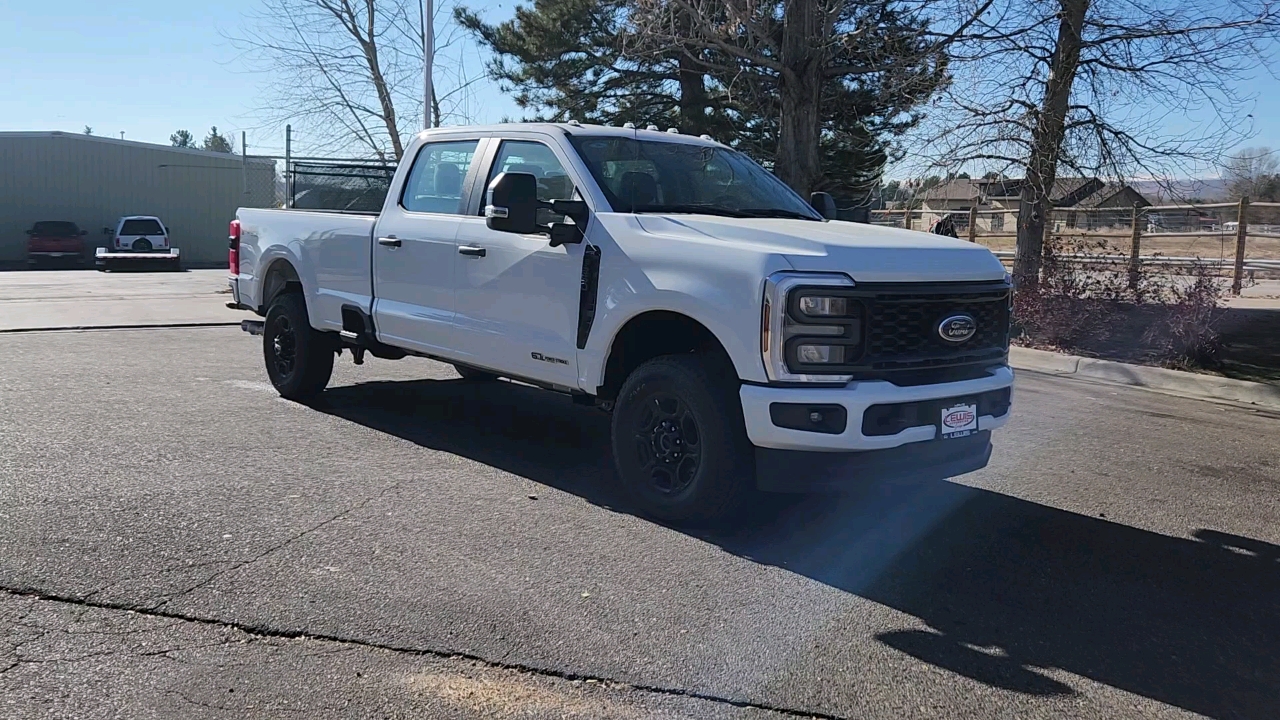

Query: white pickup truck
left=229, top=123, right=1013, bottom=523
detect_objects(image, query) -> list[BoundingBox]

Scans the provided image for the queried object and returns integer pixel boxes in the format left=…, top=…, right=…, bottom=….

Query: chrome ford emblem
left=938, top=314, right=977, bottom=343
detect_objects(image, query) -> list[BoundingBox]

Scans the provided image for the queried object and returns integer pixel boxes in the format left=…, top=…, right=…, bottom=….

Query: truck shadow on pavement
left=315, top=377, right=1280, bottom=720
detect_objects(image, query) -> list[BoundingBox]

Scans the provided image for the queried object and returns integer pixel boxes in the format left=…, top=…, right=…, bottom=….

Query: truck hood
left=632, top=215, right=1007, bottom=282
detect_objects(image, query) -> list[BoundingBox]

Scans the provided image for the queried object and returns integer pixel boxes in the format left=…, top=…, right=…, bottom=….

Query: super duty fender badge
left=531, top=352, right=569, bottom=365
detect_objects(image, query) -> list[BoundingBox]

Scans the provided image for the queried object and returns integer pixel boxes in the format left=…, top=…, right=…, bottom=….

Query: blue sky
left=1, top=0, right=521, bottom=155
left=5, top=0, right=1280, bottom=174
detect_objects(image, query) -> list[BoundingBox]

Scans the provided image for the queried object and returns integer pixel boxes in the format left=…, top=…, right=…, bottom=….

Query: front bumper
left=756, top=431, right=993, bottom=492
left=740, top=366, right=1013, bottom=490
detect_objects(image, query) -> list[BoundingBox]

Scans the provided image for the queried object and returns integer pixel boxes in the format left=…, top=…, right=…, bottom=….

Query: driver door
left=452, top=137, right=585, bottom=388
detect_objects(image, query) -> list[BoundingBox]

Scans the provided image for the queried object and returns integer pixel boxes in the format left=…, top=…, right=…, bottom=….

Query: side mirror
left=486, top=172, right=540, bottom=235
left=102, top=227, right=112, bottom=235
left=79, top=229, right=88, bottom=236
left=25, top=229, right=33, bottom=235
left=810, top=192, right=838, bottom=220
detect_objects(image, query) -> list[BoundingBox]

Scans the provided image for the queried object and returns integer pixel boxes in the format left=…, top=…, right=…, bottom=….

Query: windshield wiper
left=630, top=204, right=753, bottom=219
left=737, top=208, right=822, bottom=221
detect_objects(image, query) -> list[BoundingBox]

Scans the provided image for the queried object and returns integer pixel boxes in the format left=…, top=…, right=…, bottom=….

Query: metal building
left=0, top=131, right=277, bottom=268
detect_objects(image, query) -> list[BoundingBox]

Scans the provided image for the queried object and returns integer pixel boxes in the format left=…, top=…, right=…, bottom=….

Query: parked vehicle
left=96, top=215, right=181, bottom=271
left=26, top=220, right=89, bottom=267
left=229, top=124, right=1014, bottom=524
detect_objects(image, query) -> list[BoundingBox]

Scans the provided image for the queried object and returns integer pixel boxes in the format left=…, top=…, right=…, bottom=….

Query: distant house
left=916, top=176, right=1150, bottom=233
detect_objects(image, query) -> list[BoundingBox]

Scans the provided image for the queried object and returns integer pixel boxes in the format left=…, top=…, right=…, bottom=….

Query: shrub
left=1013, top=236, right=1227, bottom=371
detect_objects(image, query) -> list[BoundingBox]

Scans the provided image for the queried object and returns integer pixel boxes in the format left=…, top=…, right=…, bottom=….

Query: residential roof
left=1073, top=183, right=1151, bottom=208
left=919, top=179, right=981, bottom=202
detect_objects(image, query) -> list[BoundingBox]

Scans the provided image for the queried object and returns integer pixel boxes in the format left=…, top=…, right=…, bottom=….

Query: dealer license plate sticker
left=940, top=403, right=978, bottom=439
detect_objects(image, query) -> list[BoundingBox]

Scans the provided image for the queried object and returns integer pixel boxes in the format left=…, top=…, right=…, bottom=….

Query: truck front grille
left=847, top=281, right=1011, bottom=383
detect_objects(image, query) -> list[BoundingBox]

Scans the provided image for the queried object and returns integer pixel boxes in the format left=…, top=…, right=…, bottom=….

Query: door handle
left=377, top=236, right=401, bottom=248
left=458, top=245, right=486, bottom=257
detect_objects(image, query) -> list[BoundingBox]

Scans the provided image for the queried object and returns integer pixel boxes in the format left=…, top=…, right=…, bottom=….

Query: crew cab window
left=120, top=219, right=164, bottom=235
left=485, top=140, right=576, bottom=223
left=31, top=221, right=80, bottom=235
left=401, top=139, right=480, bottom=215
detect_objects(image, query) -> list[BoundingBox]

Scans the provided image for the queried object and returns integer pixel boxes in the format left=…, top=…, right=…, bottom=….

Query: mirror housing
left=810, top=192, right=838, bottom=220
left=549, top=222, right=583, bottom=247
left=79, top=229, right=88, bottom=236
left=102, top=227, right=112, bottom=235
left=486, top=172, right=540, bottom=235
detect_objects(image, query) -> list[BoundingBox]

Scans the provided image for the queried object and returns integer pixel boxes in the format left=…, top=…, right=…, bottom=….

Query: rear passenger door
left=372, top=138, right=482, bottom=355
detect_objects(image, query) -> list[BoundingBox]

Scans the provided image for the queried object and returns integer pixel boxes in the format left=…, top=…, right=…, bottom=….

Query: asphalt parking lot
left=2, top=272, right=1279, bottom=719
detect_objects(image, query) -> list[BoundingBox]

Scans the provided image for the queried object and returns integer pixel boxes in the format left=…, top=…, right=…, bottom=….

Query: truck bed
left=235, top=208, right=378, bottom=330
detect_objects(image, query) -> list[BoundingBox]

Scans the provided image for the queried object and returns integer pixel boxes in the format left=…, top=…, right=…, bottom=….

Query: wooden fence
left=869, top=200, right=1280, bottom=294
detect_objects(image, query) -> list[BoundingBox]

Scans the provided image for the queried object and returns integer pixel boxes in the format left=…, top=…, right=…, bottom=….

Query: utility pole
left=284, top=125, right=293, bottom=208
left=421, top=0, right=433, bottom=130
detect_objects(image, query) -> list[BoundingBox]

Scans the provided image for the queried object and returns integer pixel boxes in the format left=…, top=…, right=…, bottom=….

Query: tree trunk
left=775, top=0, right=823, bottom=196
left=360, top=0, right=403, bottom=159
left=1014, top=0, right=1089, bottom=290
left=677, top=49, right=709, bottom=135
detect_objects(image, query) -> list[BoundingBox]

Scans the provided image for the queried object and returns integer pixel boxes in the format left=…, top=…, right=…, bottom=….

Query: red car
left=27, top=221, right=88, bottom=267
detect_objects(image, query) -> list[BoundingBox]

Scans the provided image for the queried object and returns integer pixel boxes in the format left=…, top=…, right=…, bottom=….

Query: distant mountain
left=1130, top=179, right=1232, bottom=203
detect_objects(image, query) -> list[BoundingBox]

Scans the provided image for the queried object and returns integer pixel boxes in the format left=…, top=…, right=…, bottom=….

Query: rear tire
left=454, top=364, right=499, bottom=382
left=611, top=353, right=755, bottom=525
left=263, top=292, right=334, bottom=401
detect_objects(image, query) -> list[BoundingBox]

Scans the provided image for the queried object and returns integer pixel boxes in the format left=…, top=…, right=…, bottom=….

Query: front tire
left=611, top=354, right=754, bottom=525
left=263, top=292, right=334, bottom=401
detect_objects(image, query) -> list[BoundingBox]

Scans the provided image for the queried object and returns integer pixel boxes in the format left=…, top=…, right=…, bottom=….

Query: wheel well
left=261, top=259, right=302, bottom=309
left=599, top=311, right=733, bottom=401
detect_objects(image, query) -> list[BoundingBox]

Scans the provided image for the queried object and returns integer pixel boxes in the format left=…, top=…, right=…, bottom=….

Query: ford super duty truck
left=228, top=123, right=1014, bottom=523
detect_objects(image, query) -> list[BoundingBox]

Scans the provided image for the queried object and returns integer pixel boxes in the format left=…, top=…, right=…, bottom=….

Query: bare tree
left=1223, top=146, right=1280, bottom=199
left=228, top=0, right=484, bottom=160
left=629, top=0, right=992, bottom=196
left=915, top=0, right=1280, bottom=288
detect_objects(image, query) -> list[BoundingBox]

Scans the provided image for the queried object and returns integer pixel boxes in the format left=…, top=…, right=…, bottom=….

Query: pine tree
left=202, top=127, right=234, bottom=154
left=458, top=0, right=949, bottom=204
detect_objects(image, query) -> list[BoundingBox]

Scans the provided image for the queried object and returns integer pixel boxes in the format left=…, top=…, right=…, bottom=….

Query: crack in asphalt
left=148, top=482, right=409, bottom=611
left=1, top=586, right=849, bottom=720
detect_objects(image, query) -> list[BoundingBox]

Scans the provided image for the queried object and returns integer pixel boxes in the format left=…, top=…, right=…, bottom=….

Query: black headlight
left=783, top=287, right=863, bottom=373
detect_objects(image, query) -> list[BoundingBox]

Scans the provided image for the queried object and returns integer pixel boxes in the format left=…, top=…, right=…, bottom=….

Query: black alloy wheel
left=270, top=314, right=298, bottom=379
left=632, top=391, right=703, bottom=495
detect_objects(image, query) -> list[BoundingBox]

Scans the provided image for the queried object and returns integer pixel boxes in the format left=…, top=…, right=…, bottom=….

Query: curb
left=0, top=321, right=241, bottom=334
left=1010, top=346, right=1280, bottom=411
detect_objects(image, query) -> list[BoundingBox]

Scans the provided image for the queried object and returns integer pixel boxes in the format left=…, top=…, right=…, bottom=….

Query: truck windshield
left=569, top=136, right=822, bottom=221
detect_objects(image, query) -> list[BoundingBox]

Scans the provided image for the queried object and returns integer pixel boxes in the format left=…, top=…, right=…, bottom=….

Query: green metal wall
left=0, top=132, right=277, bottom=267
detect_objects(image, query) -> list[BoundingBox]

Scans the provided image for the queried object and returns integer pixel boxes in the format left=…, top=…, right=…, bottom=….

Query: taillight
left=228, top=220, right=241, bottom=275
